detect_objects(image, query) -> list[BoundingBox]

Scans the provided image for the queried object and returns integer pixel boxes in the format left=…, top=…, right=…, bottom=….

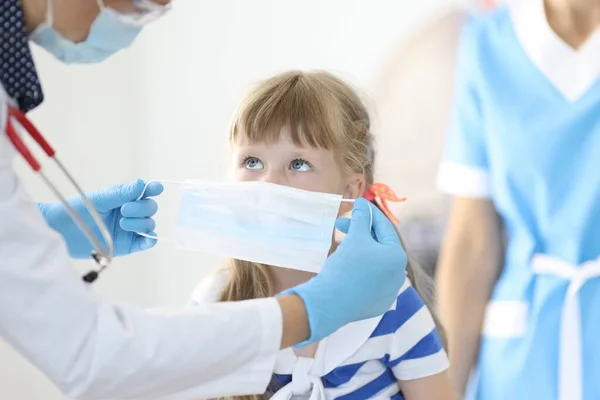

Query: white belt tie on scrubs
left=531, top=254, right=600, bottom=400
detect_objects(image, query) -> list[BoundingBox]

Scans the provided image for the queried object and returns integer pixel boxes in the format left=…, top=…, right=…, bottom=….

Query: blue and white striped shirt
left=191, top=273, right=448, bottom=399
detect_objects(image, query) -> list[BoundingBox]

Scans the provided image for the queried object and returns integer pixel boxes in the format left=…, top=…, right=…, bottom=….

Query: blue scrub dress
left=437, top=1, right=600, bottom=399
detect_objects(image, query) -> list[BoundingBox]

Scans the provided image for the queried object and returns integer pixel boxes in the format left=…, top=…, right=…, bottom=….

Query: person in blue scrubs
left=435, top=0, right=600, bottom=399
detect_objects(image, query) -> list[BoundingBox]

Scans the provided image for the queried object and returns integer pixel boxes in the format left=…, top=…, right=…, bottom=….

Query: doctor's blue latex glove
left=282, top=198, right=407, bottom=345
left=38, top=179, right=164, bottom=259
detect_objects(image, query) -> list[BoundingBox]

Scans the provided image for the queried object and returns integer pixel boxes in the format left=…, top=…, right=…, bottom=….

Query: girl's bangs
left=230, top=72, right=343, bottom=149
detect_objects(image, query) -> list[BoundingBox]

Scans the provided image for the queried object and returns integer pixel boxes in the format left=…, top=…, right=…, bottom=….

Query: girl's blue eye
left=244, top=157, right=264, bottom=170
left=290, top=159, right=312, bottom=172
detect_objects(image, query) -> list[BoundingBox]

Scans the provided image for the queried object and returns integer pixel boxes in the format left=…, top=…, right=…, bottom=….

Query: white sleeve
left=0, top=93, right=280, bottom=400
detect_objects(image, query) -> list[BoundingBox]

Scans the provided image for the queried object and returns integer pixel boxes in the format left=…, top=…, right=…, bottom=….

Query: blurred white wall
left=0, top=0, right=465, bottom=398
left=371, top=9, right=469, bottom=220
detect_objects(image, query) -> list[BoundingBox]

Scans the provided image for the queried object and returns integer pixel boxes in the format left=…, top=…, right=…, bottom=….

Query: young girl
left=191, top=70, right=454, bottom=400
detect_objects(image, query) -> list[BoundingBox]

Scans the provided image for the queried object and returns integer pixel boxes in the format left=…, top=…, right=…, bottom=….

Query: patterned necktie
left=0, top=0, right=44, bottom=112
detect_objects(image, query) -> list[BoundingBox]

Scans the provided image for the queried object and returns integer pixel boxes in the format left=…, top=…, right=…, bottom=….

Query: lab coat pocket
left=481, top=300, right=528, bottom=338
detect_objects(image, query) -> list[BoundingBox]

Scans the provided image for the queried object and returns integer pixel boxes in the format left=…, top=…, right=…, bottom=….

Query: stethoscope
left=5, top=104, right=112, bottom=283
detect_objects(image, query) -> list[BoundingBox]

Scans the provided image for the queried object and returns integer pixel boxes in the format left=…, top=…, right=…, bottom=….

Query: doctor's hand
left=38, top=179, right=164, bottom=259
left=281, top=198, right=407, bottom=345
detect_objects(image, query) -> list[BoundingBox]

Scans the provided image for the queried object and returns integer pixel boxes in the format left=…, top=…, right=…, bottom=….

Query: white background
left=0, top=0, right=473, bottom=398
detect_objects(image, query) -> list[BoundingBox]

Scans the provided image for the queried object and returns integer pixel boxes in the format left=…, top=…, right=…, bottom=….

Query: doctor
left=436, top=0, right=600, bottom=399
left=0, top=1, right=408, bottom=399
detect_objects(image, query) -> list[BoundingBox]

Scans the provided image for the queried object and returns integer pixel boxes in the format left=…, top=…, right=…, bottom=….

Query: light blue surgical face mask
left=30, top=0, right=168, bottom=64
left=135, top=180, right=357, bottom=274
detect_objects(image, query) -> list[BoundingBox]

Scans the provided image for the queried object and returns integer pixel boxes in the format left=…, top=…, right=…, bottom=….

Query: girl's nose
left=261, top=170, right=286, bottom=186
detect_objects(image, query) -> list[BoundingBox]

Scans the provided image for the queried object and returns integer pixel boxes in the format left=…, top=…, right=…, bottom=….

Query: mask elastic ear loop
left=45, top=0, right=54, bottom=25
left=135, top=179, right=186, bottom=201
left=137, top=231, right=174, bottom=243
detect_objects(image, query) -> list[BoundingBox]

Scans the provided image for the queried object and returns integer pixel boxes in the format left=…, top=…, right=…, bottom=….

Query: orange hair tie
left=363, top=183, right=406, bottom=224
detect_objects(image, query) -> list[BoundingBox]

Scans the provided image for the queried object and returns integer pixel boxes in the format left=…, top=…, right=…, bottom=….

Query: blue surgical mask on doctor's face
left=30, top=0, right=163, bottom=64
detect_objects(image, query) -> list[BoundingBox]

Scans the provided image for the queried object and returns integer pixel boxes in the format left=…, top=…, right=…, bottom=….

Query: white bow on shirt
left=271, top=357, right=327, bottom=400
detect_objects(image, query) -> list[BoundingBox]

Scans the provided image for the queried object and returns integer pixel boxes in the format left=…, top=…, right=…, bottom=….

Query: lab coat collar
left=508, top=0, right=600, bottom=101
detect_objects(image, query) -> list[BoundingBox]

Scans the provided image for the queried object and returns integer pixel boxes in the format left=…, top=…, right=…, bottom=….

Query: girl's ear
left=340, top=174, right=367, bottom=215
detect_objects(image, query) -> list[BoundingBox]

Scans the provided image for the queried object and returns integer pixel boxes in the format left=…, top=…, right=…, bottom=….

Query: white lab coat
left=0, top=84, right=282, bottom=400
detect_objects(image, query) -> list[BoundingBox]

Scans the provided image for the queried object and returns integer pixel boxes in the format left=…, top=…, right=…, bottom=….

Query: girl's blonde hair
left=217, top=70, right=445, bottom=400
